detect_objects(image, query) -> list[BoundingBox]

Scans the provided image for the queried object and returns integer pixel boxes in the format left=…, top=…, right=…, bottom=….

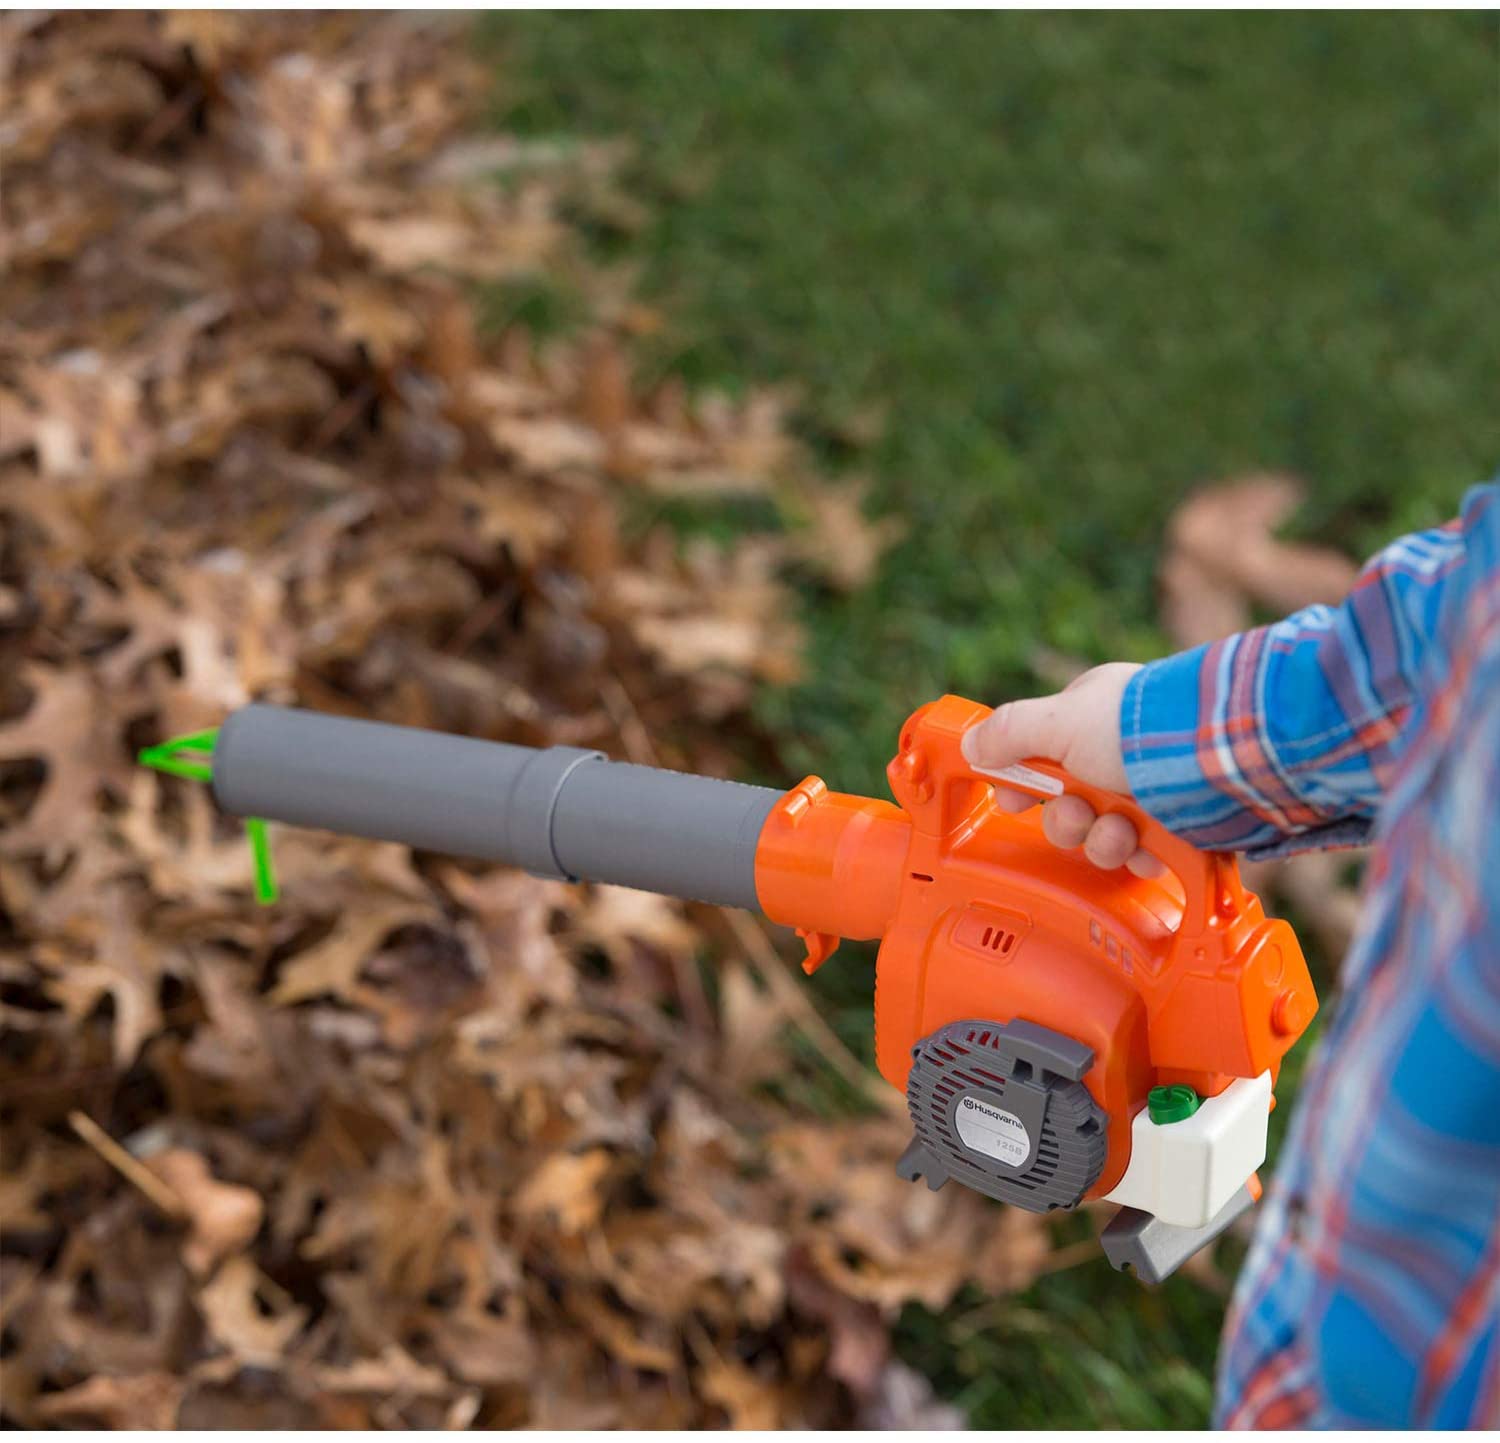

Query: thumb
left=960, top=695, right=1074, bottom=773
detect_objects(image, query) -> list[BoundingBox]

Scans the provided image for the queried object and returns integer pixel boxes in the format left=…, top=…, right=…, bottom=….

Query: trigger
left=796, top=928, right=840, bottom=975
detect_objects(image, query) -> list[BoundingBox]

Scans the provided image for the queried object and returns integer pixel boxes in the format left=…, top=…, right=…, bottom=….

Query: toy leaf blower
left=154, top=696, right=1317, bottom=1283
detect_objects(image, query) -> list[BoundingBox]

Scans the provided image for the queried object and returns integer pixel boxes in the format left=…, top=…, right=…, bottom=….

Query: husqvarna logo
left=954, top=1092, right=1031, bottom=1169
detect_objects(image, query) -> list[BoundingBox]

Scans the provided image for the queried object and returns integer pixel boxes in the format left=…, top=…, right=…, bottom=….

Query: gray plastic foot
left=1100, top=1183, right=1256, bottom=1285
left=895, top=1137, right=951, bottom=1192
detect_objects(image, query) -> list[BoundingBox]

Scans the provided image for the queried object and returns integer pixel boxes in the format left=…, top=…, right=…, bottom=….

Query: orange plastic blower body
left=753, top=694, right=1317, bottom=1201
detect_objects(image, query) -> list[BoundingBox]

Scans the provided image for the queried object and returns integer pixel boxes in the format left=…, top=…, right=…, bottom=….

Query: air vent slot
left=953, top=905, right=1031, bottom=961
left=976, top=924, right=1017, bottom=954
left=1088, top=917, right=1136, bottom=976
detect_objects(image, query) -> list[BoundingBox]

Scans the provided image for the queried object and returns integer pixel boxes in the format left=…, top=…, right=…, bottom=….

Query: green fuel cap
left=1147, top=1084, right=1201, bottom=1125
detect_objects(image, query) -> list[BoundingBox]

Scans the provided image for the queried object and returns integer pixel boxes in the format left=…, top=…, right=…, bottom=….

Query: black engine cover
left=897, top=1018, right=1108, bottom=1213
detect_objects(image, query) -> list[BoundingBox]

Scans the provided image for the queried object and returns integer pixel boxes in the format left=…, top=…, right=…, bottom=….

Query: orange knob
left=1272, top=988, right=1308, bottom=1037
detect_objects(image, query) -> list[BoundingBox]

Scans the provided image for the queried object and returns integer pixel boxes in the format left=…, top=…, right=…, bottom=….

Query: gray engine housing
left=897, top=1018, right=1108, bottom=1213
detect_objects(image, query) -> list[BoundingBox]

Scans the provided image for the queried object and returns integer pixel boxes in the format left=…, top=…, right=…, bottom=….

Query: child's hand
left=960, top=663, right=1165, bottom=877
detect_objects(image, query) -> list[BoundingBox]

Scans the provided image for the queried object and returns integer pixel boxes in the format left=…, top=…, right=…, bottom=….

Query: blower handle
left=887, top=697, right=1241, bottom=945
left=964, top=750, right=1239, bottom=941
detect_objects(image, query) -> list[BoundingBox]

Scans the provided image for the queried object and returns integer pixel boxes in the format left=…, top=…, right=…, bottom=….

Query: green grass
left=896, top=1262, right=1226, bottom=1429
left=484, top=13, right=1499, bottom=1426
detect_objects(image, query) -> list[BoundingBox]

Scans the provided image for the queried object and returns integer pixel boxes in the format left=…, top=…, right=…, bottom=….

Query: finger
left=961, top=696, right=1067, bottom=773
left=1083, top=812, right=1139, bottom=870
left=1127, top=849, right=1168, bottom=879
left=1041, top=794, right=1095, bottom=850
left=991, top=786, right=1039, bottom=814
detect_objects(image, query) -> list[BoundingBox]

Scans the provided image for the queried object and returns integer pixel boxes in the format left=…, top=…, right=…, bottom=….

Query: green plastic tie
left=137, top=726, right=278, bottom=905
left=244, top=815, right=279, bottom=904
left=136, top=728, right=218, bottom=783
left=1147, top=1084, right=1201, bottom=1125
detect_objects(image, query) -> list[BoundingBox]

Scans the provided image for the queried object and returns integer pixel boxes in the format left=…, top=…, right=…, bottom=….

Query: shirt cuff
left=1119, top=648, right=1372, bottom=856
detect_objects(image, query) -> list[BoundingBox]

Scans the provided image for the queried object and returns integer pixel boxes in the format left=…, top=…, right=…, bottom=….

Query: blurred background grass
left=483, top=12, right=1498, bottom=1426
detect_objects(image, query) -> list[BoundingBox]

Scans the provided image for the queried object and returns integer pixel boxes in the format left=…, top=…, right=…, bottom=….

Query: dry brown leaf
left=448, top=474, right=567, bottom=565
left=32, top=1371, right=187, bottom=1430
left=308, top=1343, right=455, bottom=1398
left=37, top=889, right=169, bottom=1067
left=699, top=1356, right=785, bottom=1430
left=574, top=884, right=698, bottom=964
left=349, top=214, right=483, bottom=274
left=512, top=1148, right=613, bottom=1235
left=161, top=9, right=245, bottom=66
left=578, top=332, right=633, bottom=442
left=0, top=664, right=122, bottom=862
left=1163, top=474, right=1359, bottom=645
left=718, top=962, right=790, bottom=1089
left=790, top=478, right=906, bottom=592
left=196, top=1255, right=308, bottom=1366
left=1159, top=548, right=1254, bottom=649
left=427, top=1305, right=538, bottom=1388
left=268, top=902, right=432, bottom=1005
left=489, top=414, right=608, bottom=473
left=147, top=1149, right=265, bottom=1276
left=568, top=1290, right=680, bottom=1374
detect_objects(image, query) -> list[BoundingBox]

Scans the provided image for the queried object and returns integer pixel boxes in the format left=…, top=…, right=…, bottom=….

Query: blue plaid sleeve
left=1213, top=482, right=1500, bottom=1428
left=1119, top=494, right=1486, bottom=859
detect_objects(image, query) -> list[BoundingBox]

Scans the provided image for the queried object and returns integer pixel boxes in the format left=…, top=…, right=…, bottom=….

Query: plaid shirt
left=1121, top=480, right=1500, bottom=1429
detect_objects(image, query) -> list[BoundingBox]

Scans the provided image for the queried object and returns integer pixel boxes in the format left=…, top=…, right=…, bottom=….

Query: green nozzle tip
left=137, top=727, right=219, bottom=783
left=1147, top=1084, right=1201, bottom=1125
left=137, top=727, right=280, bottom=906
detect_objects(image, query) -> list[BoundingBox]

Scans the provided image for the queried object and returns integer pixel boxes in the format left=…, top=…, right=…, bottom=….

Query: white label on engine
left=955, top=1094, right=1031, bottom=1168
left=980, top=762, right=1065, bottom=797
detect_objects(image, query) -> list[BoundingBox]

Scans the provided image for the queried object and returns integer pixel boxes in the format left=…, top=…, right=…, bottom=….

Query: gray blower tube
left=212, top=704, right=783, bottom=911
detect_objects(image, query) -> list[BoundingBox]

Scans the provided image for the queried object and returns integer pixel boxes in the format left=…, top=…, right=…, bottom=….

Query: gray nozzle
left=211, top=704, right=781, bottom=911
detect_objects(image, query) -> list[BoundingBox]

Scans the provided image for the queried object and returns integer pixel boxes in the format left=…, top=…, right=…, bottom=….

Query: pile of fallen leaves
left=0, top=12, right=1035, bottom=1430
